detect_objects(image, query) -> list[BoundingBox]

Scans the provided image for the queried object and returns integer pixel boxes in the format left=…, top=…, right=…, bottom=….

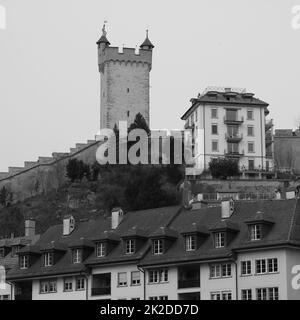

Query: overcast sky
left=0, top=0, right=300, bottom=171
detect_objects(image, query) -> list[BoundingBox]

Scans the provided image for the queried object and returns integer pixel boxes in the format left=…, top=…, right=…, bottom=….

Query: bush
left=209, top=158, right=240, bottom=179
left=66, top=159, right=91, bottom=182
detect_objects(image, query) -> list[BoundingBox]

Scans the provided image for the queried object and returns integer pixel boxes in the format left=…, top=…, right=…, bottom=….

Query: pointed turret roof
left=96, top=24, right=110, bottom=46
left=140, top=30, right=154, bottom=49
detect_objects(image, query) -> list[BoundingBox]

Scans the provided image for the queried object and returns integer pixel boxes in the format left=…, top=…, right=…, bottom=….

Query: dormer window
left=153, top=239, right=164, bottom=255
left=96, top=242, right=106, bottom=257
left=185, top=235, right=196, bottom=251
left=214, top=232, right=225, bottom=248
left=44, top=252, right=54, bottom=267
left=20, top=255, right=29, bottom=269
left=72, top=249, right=82, bottom=264
left=250, top=224, right=262, bottom=241
left=125, top=239, right=135, bottom=255
left=11, top=245, right=20, bottom=257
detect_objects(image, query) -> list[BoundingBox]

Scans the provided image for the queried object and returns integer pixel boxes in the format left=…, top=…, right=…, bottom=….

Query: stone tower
left=97, top=26, right=154, bottom=130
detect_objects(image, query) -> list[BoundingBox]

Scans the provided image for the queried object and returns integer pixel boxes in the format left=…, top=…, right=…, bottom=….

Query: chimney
left=111, top=208, right=124, bottom=230
left=63, top=215, right=75, bottom=236
left=25, top=218, right=36, bottom=237
left=221, top=199, right=234, bottom=219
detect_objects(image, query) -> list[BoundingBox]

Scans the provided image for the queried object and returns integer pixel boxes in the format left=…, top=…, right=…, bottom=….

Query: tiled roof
left=7, top=200, right=300, bottom=278
left=181, top=91, right=269, bottom=120
left=140, top=199, right=300, bottom=267
left=7, top=206, right=180, bottom=279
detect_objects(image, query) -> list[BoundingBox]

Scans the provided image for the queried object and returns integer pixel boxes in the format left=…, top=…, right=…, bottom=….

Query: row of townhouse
left=5, top=198, right=300, bottom=300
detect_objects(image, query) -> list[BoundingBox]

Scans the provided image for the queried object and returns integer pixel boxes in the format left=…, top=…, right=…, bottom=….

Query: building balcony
left=91, top=287, right=111, bottom=296
left=224, top=116, right=244, bottom=125
left=225, top=133, right=243, bottom=143
left=265, top=119, right=274, bottom=131
left=224, top=149, right=244, bottom=157
left=178, top=279, right=200, bottom=289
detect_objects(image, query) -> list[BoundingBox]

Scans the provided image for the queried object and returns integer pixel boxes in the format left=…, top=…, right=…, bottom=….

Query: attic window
left=125, top=239, right=135, bottom=255
left=44, top=252, right=54, bottom=267
left=214, top=232, right=225, bottom=248
left=72, top=249, right=82, bottom=264
left=96, top=242, right=106, bottom=258
left=250, top=224, right=262, bottom=241
left=185, top=235, right=196, bottom=252
left=20, top=255, right=29, bottom=269
left=153, top=239, right=164, bottom=255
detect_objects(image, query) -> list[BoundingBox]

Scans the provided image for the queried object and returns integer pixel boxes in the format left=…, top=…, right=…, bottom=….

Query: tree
left=209, top=157, right=240, bottom=179
left=66, top=159, right=91, bottom=182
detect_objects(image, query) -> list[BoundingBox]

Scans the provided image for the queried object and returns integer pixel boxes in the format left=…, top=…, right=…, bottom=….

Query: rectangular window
left=211, top=124, right=218, bottom=135
left=125, top=239, right=135, bottom=255
left=72, top=249, right=82, bottom=264
left=247, top=110, right=254, bottom=120
left=250, top=224, right=262, bottom=241
left=226, top=109, right=238, bottom=121
left=20, top=255, right=29, bottom=269
left=247, top=125, right=254, bottom=136
left=185, top=235, right=196, bottom=251
left=210, top=292, right=221, bottom=300
left=241, top=289, right=252, bottom=300
left=64, top=277, right=73, bottom=292
left=248, top=159, right=255, bottom=171
left=118, top=272, right=128, bottom=287
left=222, top=291, right=232, bottom=300
left=256, top=287, right=278, bottom=300
left=96, top=242, right=106, bottom=257
left=40, top=279, right=57, bottom=294
left=241, top=261, right=251, bottom=276
left=256, top=259, right=267, bottom=274
left=153, top=239, right=163, bottom=255
left=210, top=263, right=231, bottom=278
left=211, top=108, right=218, bottom=119
left=214, top=232, right=225, bottom=248
left=211, top=291, right=232, bottom=300
left=44, top=252, right=54, bottom=267
left=75, top=277, right=85, bottom=291
left=268, top=258, right=278, bottom=273
left=11, top=246, right=20, bottom=257
left=149, top=296, right=168, bottom=300
left=248, top=142, right=255, bottom=153
left=149, top=269, right=168, bottom=284
left=131, top=271, right=141, bottom=286
left=212, top=140, right=219, bottom=152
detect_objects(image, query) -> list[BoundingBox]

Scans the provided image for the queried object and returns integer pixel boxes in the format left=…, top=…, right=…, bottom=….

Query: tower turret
left=97, top=27, right=154, bottom=130
left=140, top=30, right=155, bottom=50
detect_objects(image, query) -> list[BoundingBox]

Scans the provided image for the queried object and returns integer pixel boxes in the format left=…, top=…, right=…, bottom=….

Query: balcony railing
left=178, top=279, right=200, bottom=289
left=225, top=133, right=243, bottom=142
left=224, top=149, right=245, bottom=157
left=224, top=116, right=244, bottom=125
left=91, top=287, right=111, bottom=296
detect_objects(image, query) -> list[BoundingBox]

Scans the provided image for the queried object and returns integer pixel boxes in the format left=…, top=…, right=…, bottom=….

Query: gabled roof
left=209, top=220, right=240, bottom=232
left=245, top=211, right=275, bottom=225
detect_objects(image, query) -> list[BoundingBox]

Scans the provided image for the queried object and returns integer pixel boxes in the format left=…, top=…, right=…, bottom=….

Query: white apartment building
left=6, top=199, right=300, bottom=300
left=181, top=87, right=274, bottom=178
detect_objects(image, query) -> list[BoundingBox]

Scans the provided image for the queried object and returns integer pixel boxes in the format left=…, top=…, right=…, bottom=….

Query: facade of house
left=181, top=87, right=275, bottom=178
left=0, top=219, right=40, bottom=300
left=6, top=198, right=300, bottom=300
left=274, top=129, right=300, bottom=175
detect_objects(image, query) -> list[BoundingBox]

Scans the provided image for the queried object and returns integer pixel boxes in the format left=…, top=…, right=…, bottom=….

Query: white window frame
left=214, top=232, right=225, bottom=248
left=185, top=235, right=196, bottom=251
left=96, top=242, right=106, bottom=257
left=118, top=272, right=128, bottom=287
left=267, top=258, right=278, bottom=273
left=256, top=287, right=279, bottom=300
left=241, top=260, right=252, bottom=276
left=125, top=239, right=135, bottom=255
left=131, top=271, right=141, bottom=286
left=153, top=239, right=163, bottom=255
left=255, top=259, right=267, bottom=274
left=20, top=255, right=29, bottom=269
left=75, top=277, right=85, bottom=291
left=241, top=289, right=252, bottom=300
left=72, top=249, right=82, bottom=264
left=44, top=252, right=54, bottom=267
left=40, top=279, right=57, bottom=294
left=250, top=224, right=262, bottom=241
left=247, top=125, right=254, bottom=136
left=248, top=141, right=255, bottom=153
left=148, top=269, right=168, bottom=284
left=63, top=277, right=73, bottom=292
